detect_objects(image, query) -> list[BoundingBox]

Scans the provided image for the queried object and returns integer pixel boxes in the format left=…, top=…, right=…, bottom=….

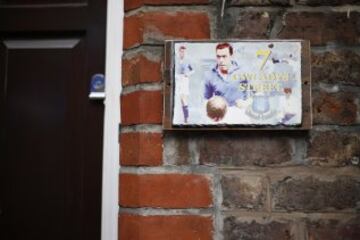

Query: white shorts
left=176, top=75, right=190, bottom=95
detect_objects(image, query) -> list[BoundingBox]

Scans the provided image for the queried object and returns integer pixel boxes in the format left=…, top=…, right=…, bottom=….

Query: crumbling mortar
left=189, top=138, right=200, bottom=165
left=213, top=168, right=224, bottom=240
left=120, top=165, right=218, bottom=174
left=312, top=83, right=360, bottom=93
left=226, top=5, right=289, bottom=11
left=208, top=4, right=220, bottom=39
left=269, top=9, right=287, bottom=37
left=356, top=98, right=360, bottom=123
left=226, top=4, right=360, bottom=13
left=265, top=175, right=273, bottom=214
left=312, top=124, right=360, bottom=132
left=120, top=207, right=214, bottom=216
left=311, top=44, right=360, bottom=54
left=122, top=45, right=163, bottom=61
left=291, top=137, right=308, bottom=165
left=219, top=166, right=360, bottom=178
left=124, top=42, right=167, bottom=51
left=121, top=124, right=163, bottom=133
left=272, top=206, right=360, bottom=214
left=224, top=5, right=292, bottom=11
left=124, top=5, right=216, bottom=17
left=284, top=5, right=360, bottom=12
left=121, top=82, right=162, bottom=95
left=222, top=209, right=359, bottom=219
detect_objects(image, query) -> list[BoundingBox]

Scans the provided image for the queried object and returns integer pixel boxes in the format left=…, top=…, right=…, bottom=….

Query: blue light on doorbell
left=90, top=74, right=105, bottom=92
left=89, top=74, right=105, bottom=99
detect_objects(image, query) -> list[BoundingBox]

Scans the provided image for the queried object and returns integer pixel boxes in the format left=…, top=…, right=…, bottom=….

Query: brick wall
left=120, top=0, right=360, bottom=239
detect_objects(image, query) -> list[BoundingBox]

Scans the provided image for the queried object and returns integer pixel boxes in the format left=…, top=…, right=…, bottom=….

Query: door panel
left=0, top=0, right=86, bottom=4
left=0, top=7, right=88, bottom=31
left=1, top=39, right=84, bottom=239
left=0, top=0, right=106, bottom=239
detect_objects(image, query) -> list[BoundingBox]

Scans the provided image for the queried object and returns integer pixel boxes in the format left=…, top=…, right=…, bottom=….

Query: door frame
left=101, top=0, right=123, bottom=239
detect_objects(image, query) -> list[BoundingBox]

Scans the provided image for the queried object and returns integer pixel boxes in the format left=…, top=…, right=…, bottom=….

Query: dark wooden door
left=0, top=1, right=106, bottom=239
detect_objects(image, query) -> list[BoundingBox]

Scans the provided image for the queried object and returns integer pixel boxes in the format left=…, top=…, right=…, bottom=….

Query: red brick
left=119, top=174, right=212, bottom=208
left=124, top=15, right=143, bottom=50
left=120, top=132, right=163, bottom=166
left=119, top=214, right=213, bottom=240
left=121, top=91, right=162, bottom=125
left=122, top=54, right=162, bottom=87
left=279, top=12, right=360, bottom=46
left=313, top=91, right=358, bottom=125
left=125, top=0, right=142, bottom=10
left=124, top=11, right=210, bottom=49
left=125, top=0, right=209, bottom=11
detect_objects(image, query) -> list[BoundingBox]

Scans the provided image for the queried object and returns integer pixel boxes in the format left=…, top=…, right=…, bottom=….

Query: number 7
left=256, top=49, right=272, bottom=70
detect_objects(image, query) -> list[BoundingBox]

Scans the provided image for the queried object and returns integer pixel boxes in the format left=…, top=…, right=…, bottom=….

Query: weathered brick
left=307, top=131, right=360, bottom=167
left=272, top=176, right=360, bottom=211
left=222, top=10, right=272, bottom=39
left=125, top=0, right=209, bottom=11
left=124, top=11, right=210, bottom=49
left=119, top=174, right=212, bottom=208
left=312, top=50, right=360, bottom=86
left=307, top=217, right=360, bottom=240
left=121, top=91, right=162, bottom=125
left=199, top=133, right=293, bottom=166
left=279, top=12, right=360, bottom=46
left=221, top=175, right=267, bottom=210
left=120, top=132, right=163, bottom=166
left=163, top=133, right=193, bottom=165
left=224, top=216, right=295, bottom=240
left=230, top=0, right=290, bottom=6
left=122, top=53, right=162, bottom=87
left=296, top=0, right=360, bottom=6
left=119, top=214, right=213, bottom=240
left=313, top=91, right=358, bottom=125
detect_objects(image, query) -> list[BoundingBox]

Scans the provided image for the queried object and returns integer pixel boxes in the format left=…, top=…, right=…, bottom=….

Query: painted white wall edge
left=101, top=0, right=123, bottom=238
